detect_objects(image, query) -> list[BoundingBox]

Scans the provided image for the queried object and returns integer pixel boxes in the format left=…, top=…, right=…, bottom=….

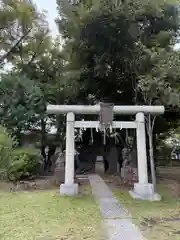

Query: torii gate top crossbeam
left=47, top=104, right=164, bottom=115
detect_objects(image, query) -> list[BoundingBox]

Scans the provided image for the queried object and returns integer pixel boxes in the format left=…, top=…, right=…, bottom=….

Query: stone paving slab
left=91, top=188, right=115, bottom=198
left=99, top=198, right=131, bottom=218
left=88, top=174, right=146, bottom=240
left=88, top=174, right=130, bottom=218
left=105, top=219, right=145, bottom=240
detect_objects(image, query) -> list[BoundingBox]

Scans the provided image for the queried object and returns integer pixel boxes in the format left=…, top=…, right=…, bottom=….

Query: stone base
left=129, top=183, right=161, bottom=201
left=95, top=161, right=104, bottom=173
left=59, top=183, right=79, bottom=196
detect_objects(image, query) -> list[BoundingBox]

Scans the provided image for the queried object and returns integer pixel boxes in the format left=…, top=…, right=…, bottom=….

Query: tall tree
left=137, top=48, right=180, bottom=187
left=56, top=0, right=180, bottom=105
left=56, top=0, right=180, bottom=167
left=17, top=40, right=68, bottom=148
left=0, top=73, right=45, bottom=144
left=0, top=0, right=49, bottom=67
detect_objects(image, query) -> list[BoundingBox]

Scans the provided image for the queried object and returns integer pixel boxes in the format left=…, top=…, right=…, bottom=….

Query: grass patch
left=0, top=188, right=104, bottom=240
left=115, top=185, right=180, bottom=240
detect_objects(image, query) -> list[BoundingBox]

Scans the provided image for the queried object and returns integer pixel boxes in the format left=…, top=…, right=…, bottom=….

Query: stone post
left=136, top=112, right=148, bottom=184
left=129, top=112, right=161, bottom=201
left=60, top=112, right=78, bottom=195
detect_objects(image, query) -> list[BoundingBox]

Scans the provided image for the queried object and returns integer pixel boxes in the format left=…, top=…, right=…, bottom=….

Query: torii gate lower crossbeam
left=47, top=105, right=164, bottom=201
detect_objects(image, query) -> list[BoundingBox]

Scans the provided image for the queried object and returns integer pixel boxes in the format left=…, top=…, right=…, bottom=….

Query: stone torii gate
left=47, top=104, right=164, bottom=201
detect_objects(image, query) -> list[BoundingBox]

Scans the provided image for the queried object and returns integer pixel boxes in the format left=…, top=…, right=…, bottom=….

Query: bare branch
left=27, top=39, right=44, bottom=66
left=152, top=116, right=156, bottom=130
left=0, top=27, right=33, bottom=65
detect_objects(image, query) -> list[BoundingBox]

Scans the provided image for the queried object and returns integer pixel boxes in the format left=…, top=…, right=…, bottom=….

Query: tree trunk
left=56, top=115, right=62, bottom=137
left=40, top=118, right=46, bottom=159
left=56, top=115, right=65, bottom=148
left=147, top=116, right=156, bottom=190
left=15, top=127, right=22, bottom=147
left=41, top=118, right=46, bottom=144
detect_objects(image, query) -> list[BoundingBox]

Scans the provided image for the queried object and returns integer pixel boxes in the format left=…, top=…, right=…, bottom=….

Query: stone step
left=76, top=174, right=89, bottom=180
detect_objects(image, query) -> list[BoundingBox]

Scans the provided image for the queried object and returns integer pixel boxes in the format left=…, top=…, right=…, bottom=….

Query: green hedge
left=0, top=126, right=42, bottom=181
left=7, top=147, right=41, bottom=182
left=0, top=126, right=16, bottom=177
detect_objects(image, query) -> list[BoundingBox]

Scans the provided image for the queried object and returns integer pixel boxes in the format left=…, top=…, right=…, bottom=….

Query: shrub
left=0, top=125, right=41, bottom=182
left=7, top=147, right=41, bottom=182
left=0, top=126, right=17, bottom=178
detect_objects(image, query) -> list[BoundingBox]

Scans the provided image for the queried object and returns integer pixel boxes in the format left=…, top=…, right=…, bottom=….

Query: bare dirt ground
left=0, top=167, right=89, bottom=194
left=101, top=167, right=180, bottom=199
left=1, top=166, right=179, bottom=192
left=157, top=166, right=180, bottom=182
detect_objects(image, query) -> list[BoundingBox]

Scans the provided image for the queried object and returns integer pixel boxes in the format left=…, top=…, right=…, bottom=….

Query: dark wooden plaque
left=99, top=102, right=114, bottom=128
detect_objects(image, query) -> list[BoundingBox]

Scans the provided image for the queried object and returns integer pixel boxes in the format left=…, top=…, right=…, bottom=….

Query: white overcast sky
left=33, top=0, right=58, bottom=36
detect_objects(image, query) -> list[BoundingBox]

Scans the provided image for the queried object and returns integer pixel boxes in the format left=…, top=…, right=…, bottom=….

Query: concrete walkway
left=88, top=174, right=145, bottom=240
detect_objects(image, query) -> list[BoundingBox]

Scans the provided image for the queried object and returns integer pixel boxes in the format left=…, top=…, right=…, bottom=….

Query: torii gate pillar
left=129, top=112, right=161, bottom=201
left=60, top=112, right=78, bottom=195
